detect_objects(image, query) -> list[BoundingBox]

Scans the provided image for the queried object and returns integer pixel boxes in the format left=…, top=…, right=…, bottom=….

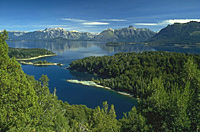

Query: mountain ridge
left=7, top=21, right=200, bottom=44
left=7, top=26, right=155, bottom=42
left=147, top=21, right=200, bottom=44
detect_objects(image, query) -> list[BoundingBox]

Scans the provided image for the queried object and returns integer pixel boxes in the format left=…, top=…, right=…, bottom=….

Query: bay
left=7, top=41, right=200, bottom=118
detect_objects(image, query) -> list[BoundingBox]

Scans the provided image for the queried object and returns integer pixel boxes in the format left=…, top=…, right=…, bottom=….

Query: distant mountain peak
left=43, top=27, right=66, bottom=32
left=95, top=26, right=155, bottom=42
left=7, top=26, right=155, bottom=42
left=106, top=28, right=114, bottom=32
left=70, top=30, right=79, bottom=33
left=128, top=25, right=137, bottom=30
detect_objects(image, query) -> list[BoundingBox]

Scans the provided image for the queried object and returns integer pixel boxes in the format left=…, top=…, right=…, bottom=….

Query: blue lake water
left=7, top=41, right=200, bottom=118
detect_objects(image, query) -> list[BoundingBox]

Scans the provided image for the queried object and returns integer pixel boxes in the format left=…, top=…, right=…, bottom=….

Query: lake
left=7, top=41, right=200, bottom=118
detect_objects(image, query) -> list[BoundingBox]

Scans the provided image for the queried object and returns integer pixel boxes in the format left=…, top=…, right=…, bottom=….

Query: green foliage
left=120, top=107, right=148, bottom=132
left=0, top=31, right=40, bottom=131
left=140, top=78, right=191, bottom=131
left=69, top=51, right=200, bottom=97
left=27, top=75, right=70, bottom=131
left=69, top=51, right=200, bottom=131
left=33, top=60, right=49, bottom=64
left=8, top=47, right=55, bottom=59
left=90, top=101, right=121, bottom=132
left=1, top=31, right=70, bottom=131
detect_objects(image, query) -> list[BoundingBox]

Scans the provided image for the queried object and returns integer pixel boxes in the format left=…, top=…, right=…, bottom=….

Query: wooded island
left=8, top=47, right=56, bottom=60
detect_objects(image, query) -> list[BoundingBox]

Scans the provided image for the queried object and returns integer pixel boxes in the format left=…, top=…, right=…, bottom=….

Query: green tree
left=0, top=31, right=40, bottom=131
left=90, top=102, right=121, bottom=132
left=120, top=107, right=148, bottom=132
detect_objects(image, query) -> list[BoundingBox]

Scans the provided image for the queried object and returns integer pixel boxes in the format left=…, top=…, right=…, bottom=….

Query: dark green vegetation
left=148, top=21, right=200, bottom=45
left=1, top=31, right=121, bottom=131
left=106, top=42, right=123, bottom=46
left=1, top=31, right=199, bottom=131
left=33, top=60, right=50, bottom=64
left=69, top=51, right=200, bottom=131
left=106, top=42, right=144, bottom=46
left=8, top=47, right=56, bottom=59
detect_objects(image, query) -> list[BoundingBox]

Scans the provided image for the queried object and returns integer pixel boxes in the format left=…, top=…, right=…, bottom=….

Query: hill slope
left=147, top=21, right=200, bottom=44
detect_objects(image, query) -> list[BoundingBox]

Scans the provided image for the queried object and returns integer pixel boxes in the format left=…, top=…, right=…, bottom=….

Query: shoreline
left=66, top=79, right=133, bottom=98
left=20, top=61, right=63, bottom=66
left=16, top=54, right=57, bottom=61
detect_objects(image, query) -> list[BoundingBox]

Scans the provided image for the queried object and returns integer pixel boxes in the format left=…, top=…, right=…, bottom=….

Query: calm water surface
left=7, top=41, right=200, bottom=118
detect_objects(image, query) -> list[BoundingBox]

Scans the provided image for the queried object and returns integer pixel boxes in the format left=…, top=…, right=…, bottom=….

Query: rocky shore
left=16, top=54, right=57, bottom=61
left=20, top=61, right=63, bottom=66
left=66, top=79, right=133, bottom=97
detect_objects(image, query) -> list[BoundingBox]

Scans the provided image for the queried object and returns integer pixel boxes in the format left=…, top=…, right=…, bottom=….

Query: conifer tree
left=0, top=31, right=40, bottom=131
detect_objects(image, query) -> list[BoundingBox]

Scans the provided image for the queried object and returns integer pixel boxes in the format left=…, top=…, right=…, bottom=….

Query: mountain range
left=6, top=21, right=200, bottom=44
left=7, top=26, right=155, bottom=42
left=8, top=28, right=95, bottom=41
left=94, top=26, right=155, bottom=42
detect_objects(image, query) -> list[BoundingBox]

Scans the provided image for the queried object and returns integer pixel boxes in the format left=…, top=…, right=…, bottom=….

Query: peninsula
left=20, top=60, right=63, bottom=66
left=16, top=54, right=57, bottom=61
left=66, top=79, right=133, bottom=97
left=8, top=47, right=56, bottom=60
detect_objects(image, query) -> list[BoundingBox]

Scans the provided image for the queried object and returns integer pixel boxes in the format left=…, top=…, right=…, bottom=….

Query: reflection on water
left=8, top=41, right=156, bottom=55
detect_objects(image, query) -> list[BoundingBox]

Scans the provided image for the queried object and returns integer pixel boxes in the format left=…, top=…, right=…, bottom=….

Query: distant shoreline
left=16, top=54, right=57, bottom=61
left=66, top=79, right=134, bottom=98
left=20, top=61, right=63, bottom=66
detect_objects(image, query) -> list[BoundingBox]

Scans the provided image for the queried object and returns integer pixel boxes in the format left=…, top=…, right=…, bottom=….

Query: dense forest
left=69, top=50, right=200, bottom=131
left=1, top=30, right=199, bottom=131
left=8, top=47, right=56, bottom=59
left=69, top=51, right=200, bottom=97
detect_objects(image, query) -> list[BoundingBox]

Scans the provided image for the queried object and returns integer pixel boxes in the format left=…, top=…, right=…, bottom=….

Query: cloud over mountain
left=82, top=22, right=110, bottom=25
left=135, top=19, right=200, bottom=26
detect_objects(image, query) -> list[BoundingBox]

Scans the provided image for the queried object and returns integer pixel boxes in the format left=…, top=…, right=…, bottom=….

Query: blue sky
left=0, top=0, right=200, bottom=33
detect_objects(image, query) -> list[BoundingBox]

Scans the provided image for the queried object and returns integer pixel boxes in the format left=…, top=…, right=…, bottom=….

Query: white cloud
left=61, top=18, right=86, bottom=22
left=84, top=25, right=96, bottom=28
left=134, top=19, right=200, bottom=26
left=100, top=19, right=127, bottom=22
left=82, top=22, right=109, bottom=25
left=163, top=19, right=200, bottom=24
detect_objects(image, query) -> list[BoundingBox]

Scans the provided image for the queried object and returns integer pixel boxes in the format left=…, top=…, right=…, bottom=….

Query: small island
left=8, top=47, right=57, bottom=60
left=20, top=60, right=63, bottom=66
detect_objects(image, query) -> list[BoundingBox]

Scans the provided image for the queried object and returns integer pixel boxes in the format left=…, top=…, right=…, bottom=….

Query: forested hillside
left=69, top=51, right=200, bottom=131
left=147, top=21, right=200, bottom=44
left=1, top=31, right=199, bottom=131
left=0, top=31, right=120, bottom=131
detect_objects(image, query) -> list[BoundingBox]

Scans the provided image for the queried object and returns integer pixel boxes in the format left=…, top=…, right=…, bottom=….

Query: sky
left=0, top=0, right=200, bottom=33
